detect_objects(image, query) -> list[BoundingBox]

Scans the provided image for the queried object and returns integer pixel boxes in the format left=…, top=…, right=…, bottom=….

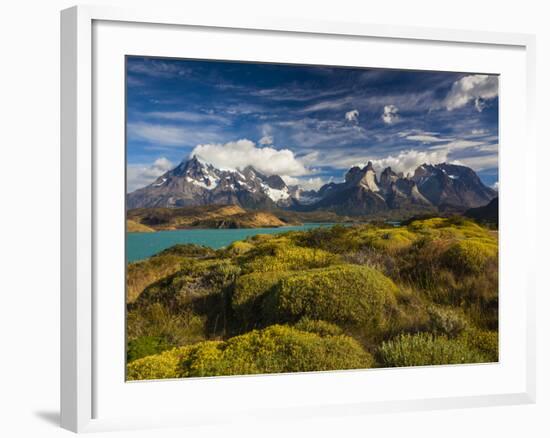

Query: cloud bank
left=371, top=149, right=449, bottom=176
left=128, top=122, right=221, bottom=147
left=127, top=157, right=173, bottom=192
left=281, top=175, right=327, bottom=191
left=444, top=74, right=498, bottom=111
left=191, top=139, right=308, bottom=177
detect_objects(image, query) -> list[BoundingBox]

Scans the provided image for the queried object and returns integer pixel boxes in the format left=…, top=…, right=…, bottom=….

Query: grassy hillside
left=126, top=216, right=499, bottom=379
left=127, top=205, right=302, bottom=231
left=127, top=219, right=155, bottom=233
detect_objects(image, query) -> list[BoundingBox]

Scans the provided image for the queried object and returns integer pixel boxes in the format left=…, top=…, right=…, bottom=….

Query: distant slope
left=127, top=205, right=301, bottom=231
left=127, top=219, right=155, bottom=233
left=465, top=197, right=498, bottom=226
left=271, top=209, right=353, bottom=224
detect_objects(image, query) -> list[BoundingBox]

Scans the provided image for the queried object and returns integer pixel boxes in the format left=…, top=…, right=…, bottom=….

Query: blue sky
left=126, top=56, right=499, bottom=192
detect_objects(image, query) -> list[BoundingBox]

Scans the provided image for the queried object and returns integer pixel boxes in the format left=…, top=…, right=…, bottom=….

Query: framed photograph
left=61, top=5, right=536, bottom=433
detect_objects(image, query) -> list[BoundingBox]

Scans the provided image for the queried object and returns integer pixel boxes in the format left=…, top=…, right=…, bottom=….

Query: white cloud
left=304, top=149, right=448, bottom=178
left=301, top=96, right=354, bottom=113
left=451, top=155, right=498, bottom=171
left=471, top=129, right=488, bottom=135
left=492, top=181, right=499, bottom=191
left=382, top=105, right=399, bottom=124
left=127, top=60, right=191, bottom=78
left=477, top=143, right=498, bottom=153
left=259, top=135, right=274, bottom=145
left=371, top=149, right=449, bottom=176
left=191, top=139, right=307, bottom=177
left=429, top=139, right=486, bottom=151
left=406, top=134, right=453, bottom=143
left=128, top=122, right=220, bottom=147
left=278, top=117, right=368, bottom=147
left=474, top=98, right=487, bottom=112
left=299, top=151, right=321, bottom=166
left=444, top=74, right=498, bottom=111
left=127, top=157, right=173, bottom=192
left=345, top=109, right=359, bottom=123
left=281, top=175, right=326, bottom=191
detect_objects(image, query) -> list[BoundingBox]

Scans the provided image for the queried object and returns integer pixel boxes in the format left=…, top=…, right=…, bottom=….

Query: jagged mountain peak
left=364, top=161, right=375, bottom=172
left=344, top=162, right=380, bottom=192
left=411, top=162, right=496, bottom=208
left=128, top=157, right=497, bottom=216
left=127, top=156, right=293, bottom=209
left=381, top=166, right=396, bottom=175
left=379, top=167, right=399, bottom=190
left=302, top=161, right=496, bottom=216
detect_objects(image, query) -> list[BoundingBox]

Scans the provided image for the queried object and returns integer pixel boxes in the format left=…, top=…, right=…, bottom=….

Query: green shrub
left=127, top=302, right=207, bottom=346
left=127, top=336, right=171, bottom=362
left=204, top=259, right=241, bottom=289
left=385, top=298, right=431, bottom=338
left=407, top=217, right=447, bottom=232
left=127, top=254, right=185, bottom=303
left=461, top=328, right=499, bottom=362
left=179, top=341, right=225, bottom=377
left=270, top=264, right=398, bottom=327
left=179, top=325, right=374, bottom=377
left=127, top=244, right=222, bottom=303
left=127, top=325, right=374, bottom=380
left=133, top=259, right=237, bottom=310
left=427, top=305, right=468, bottom=338
left=241, top=240, right=340, bottom=273
left=127, top=347, right=187, bottom=380
left=292, top=225, right=360, bottom=254
left=443, top=239, right=498, bottom=275
left=225, top=240, right=255, bottom=256
left=155, top=243, right=216, bottom=258
left=360, top=228, right=417, bottom=253
left=377, top=332, right=488, bottom=367
left=248, top=233, right=277, bottom=243
left=232, top=270, right=293, bottom=326
left=398, top=229, right=498, bottom=313
left=293, top=318, right=344, bottom=337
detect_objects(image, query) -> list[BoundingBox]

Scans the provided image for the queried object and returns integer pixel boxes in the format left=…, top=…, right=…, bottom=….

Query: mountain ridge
left=127, top=156, right=497, bottom=216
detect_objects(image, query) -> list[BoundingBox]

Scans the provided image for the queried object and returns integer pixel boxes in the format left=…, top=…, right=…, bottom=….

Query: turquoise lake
left=126, top=223, right=336, bottom=263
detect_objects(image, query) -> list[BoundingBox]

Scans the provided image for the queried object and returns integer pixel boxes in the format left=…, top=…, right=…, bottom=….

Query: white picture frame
left=60, top=4, right=536, bottom=433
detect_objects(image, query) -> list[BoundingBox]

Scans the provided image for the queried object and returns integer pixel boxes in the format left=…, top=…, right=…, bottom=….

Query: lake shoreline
left=127, top=221, right=343, bottom=233
left=126, top=223, right=339, bottom=263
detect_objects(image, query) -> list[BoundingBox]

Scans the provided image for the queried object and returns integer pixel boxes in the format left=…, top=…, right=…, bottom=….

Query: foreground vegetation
left=126, top=216, right=498, bottom=379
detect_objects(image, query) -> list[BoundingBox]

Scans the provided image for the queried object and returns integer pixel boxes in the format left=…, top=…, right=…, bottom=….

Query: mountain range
left=127, top=156, right=497, bottom=216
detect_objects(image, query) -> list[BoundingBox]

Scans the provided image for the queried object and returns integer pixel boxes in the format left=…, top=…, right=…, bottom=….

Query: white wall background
left=0, top=1, right=547, bottom=436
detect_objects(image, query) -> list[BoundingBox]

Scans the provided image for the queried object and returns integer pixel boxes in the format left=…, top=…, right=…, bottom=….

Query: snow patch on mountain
left=262, top=184, right=290, bottom=202
left=185, top=176, right=219, bottom=190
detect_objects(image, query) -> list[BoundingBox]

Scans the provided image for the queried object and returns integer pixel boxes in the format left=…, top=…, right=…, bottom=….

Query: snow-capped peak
left=261, top=183, right=290, bottom=202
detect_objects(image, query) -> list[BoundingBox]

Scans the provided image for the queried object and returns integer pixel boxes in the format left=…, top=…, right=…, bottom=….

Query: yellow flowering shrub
left=443, top=239, right=498, bottom=275
left=127, top=347, right=188, bottom=380
left=271, top=264, right=398, bottom=326
left=127, top=325, right=374, bottom=380
left=240, top=240, right=341, bottom=273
